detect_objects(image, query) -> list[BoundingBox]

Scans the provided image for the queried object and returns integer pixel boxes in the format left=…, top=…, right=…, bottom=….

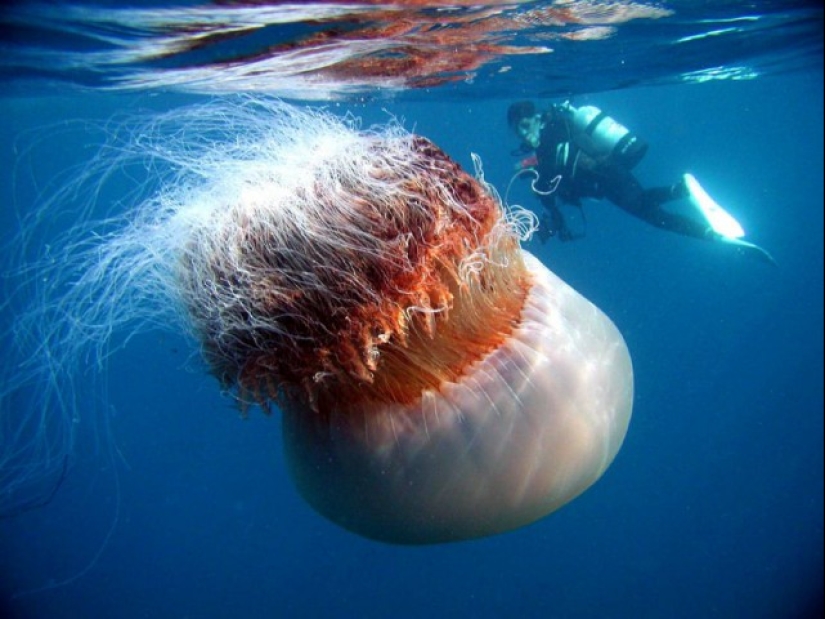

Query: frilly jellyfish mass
left=1, top=98, right=632, bottom=543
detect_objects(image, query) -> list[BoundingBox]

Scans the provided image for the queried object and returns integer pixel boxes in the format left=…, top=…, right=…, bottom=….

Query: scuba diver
left=507, top=100, right=775, bottom=264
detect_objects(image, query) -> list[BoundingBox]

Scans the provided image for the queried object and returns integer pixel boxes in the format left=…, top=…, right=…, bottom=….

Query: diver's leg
left=638, top=186, right=713, bottom=239
left=602, top=169, right=710, bottom=238
left=609, top=173, right=776, bottom=264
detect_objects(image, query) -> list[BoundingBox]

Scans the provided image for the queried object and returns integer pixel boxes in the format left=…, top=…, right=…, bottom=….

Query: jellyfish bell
left=2, top=99, right=632, bottom=543
left=282, top=252, right=633, bottom=543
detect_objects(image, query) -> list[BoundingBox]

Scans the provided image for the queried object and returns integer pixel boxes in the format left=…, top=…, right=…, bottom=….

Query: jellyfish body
left=3, top=100, right=632, bottom=541
left=167, top=104, right=633, bottom=543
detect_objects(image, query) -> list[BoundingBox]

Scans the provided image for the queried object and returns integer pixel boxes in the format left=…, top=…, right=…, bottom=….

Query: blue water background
left=1, top=6, right=823, bottom=619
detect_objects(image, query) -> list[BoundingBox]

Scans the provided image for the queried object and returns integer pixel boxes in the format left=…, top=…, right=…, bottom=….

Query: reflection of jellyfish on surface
left=1, top=99, right=632, bottom=542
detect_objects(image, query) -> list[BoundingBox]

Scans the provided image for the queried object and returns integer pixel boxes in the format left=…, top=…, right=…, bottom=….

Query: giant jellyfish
left=2, top=100, right=632, bottom=542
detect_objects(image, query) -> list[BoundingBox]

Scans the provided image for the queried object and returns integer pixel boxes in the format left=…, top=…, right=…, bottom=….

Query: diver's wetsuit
left=531, top=107, right=710, bottom=241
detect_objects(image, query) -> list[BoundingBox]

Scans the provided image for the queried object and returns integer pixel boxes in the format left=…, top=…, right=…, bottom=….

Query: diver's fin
left=683, top=173, right=776, bottom=265
left=683, top=173, right=745, bottom=239
left=718, top=236, right=778, bottom=266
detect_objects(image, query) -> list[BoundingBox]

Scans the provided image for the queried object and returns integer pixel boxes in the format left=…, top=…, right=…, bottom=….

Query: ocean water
left=1, top=2, right=822, bottom=618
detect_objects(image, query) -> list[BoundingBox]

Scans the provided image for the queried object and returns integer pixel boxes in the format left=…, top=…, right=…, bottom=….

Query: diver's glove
left=537, top=213, right=579, bottom=244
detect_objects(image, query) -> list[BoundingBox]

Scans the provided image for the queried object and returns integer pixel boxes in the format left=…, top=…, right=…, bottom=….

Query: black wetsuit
left=530, top=107, right=710, bottom=241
